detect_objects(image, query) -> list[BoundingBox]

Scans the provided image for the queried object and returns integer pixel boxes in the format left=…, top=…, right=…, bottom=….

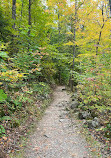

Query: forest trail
left=25, top=86, right=92, bottom=158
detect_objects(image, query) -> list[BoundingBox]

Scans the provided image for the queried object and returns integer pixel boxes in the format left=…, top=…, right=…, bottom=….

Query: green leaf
left=2, top=116, right=12, bottom=121
left=0, top=89, right=7, bottom=102
left=0, top=125, right=5, bottom=135
left=0, top=52, right=9, bottom=59
left=30, top=33, right=35, bottom=37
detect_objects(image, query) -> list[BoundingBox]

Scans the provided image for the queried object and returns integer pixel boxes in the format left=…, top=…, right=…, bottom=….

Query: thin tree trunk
left=109, top=0, right=111, bottom=16
left=28, top=0, right=31, bottom=36
left=28, top=0, right=31, bottom=51
left=19, top=0, right=23, bottom=32
left=58, top=11, right=61, bottom=84
left=73, top=0, right=77, bottom=70
left=11, top=0, right=17, bottom=55
left=96, top=24, right=105, bottom=55
left=70, top=0, right=77, bottom=91
left=58, top=12, right=60, bottom=36
left=96, top=4, right=105, bottom=55
left=12, top=0, right=16, bottom=29
left=21, top=0, right=23, bottom=20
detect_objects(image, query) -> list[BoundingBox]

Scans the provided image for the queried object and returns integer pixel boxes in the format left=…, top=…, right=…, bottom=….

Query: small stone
left=70, top=100, right=79, bottom=109
left=62, top=88, right=66, bottom=91
left=43, top=134, right=49, bottom=138
left=78, top=111, right=91, bottom=119
left=86, top=118, right=100, bottom=128
left=59, top=119, right=64, bottom=122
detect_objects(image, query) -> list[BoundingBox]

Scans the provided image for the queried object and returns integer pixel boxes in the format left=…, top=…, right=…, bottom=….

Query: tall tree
left=73, top=0, right=77, bottom=70
left=12, top=0, right=16, bottom=29
left=28, top=0, right=31, bottom=36
left=109, top=0, right=111, bottom=16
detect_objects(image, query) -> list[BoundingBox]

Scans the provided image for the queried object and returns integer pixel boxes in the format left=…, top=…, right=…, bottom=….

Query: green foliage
left=0, top=9, right=11, bottom=42
left=10, top=119, right=20, bottom=128
left=75, top=52, right=111, bottom=139
left=32, top=82, right=50, bottom=97
left=13, top=51, right=41, bottom=76
left=0, top=89, right=7, bottom=103
left=0, top=116, right=11, bottom=121
left=0, top=51, right=9, bottom=59
left=0, top=125, right=5, bottom=137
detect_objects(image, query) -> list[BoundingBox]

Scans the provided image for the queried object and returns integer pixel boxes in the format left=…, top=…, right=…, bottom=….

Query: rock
left=90, top=110, right=98, bottom=118
left=92, top=117, right=100, bottom=127
left=70, top=100, right=79, bottom=109
left=70, top=93, right=78, bottom=102
left=62, top=88, right=66, bottom=91
left=57, top=101, right=68, bottom=107
left=43, top=134, right=49, bottom=138
left=78, top=111, right=91, bottom=119
left=83, top=120, right=87, bottom=124
left=87, top=120, right=93, bottom=128
left=45, top=94, right=50, bottom=99
left=59, top=119, right=64, bottom=122
left=84, top=117, right=100, bottom=128
left=71, top=93, right=77, bottom=98
left=71, top=94, right=75, bottom=98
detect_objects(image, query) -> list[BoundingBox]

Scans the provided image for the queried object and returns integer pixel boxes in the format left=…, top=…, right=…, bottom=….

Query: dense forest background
left=0, top=0, right=111, bottom=156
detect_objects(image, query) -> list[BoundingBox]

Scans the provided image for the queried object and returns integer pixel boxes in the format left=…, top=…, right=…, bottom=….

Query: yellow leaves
left=17, top=74, right=23, bottom=78
left=65, top=32, right=73, bottom=35
left=0, top=44, right=6, bottom=51
left=0, top=70, right=24, bottom=82
left=75, top=58, right=81, bottom=62
left=32, top=49, right=48, bottom=57
left=84, top=99, right=88, bottom=104
left=78, top=53, right=96, bottom=58
left=30, top=68, right=41, bottom=73
left=16, top=3, right=20, bottom=7
left=45, top=22, right=57, bottom=28
left=63, top=41, right=74, bottom=46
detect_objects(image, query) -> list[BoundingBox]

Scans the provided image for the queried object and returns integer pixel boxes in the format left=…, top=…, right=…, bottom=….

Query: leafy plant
left=0, top=125, right=5, bottom=137
left=0, top=89, right=7, bottom=103
left=104, top=123, right=111, bottom=138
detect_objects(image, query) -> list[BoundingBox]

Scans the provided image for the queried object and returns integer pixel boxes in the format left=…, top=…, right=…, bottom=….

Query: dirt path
left=25, top=86, right=92, bottom=158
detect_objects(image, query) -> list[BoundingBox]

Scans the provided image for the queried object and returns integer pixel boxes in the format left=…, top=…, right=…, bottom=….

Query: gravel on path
left=25, top=86, right=92, bottom=158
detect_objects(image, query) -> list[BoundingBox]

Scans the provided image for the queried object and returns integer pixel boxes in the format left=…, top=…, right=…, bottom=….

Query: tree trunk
left=12, top=0, right=16, bottom=29
left=109, top=0, right=111, bottom=16
left=96, top=4, right=105, bottom=55
left=28, top=0, right=31, bottom=36
left=58, top=11, right=61, bottom=84
left=28, top=0, right=31, bottom=51
left=21, top=0, right=23, bottom=20
left=73, top=0, right=77, bottom=70
left=19, top=0, right=23, bottom=32
left=96, top=24, right=104, bottom=55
